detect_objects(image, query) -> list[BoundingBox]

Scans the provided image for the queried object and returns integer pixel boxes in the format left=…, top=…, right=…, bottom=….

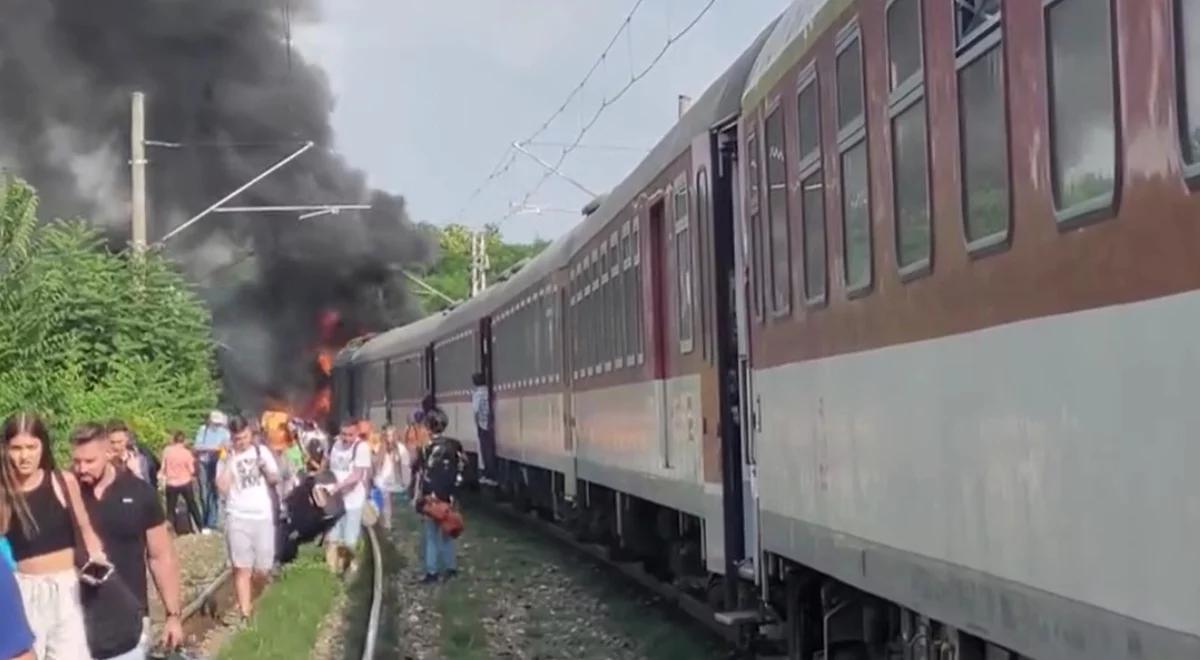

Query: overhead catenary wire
left=454, top=0, right=648, bottom=219
left=497, top=0, right=720, bottom=226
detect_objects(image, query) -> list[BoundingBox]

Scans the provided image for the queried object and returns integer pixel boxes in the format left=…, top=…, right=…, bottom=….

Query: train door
left=478, top=317, right=493, bottom=483
left=705, top=121, right=753, bottom=608
left=647, top=197, right=671, bottom=468
left=736, top=123, right=762, bottom=587
left=556, top=272, right=578, bottom=500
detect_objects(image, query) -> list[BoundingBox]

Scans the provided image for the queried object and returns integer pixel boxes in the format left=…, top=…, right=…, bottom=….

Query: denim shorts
left=328, top=506, right=363, bottom=548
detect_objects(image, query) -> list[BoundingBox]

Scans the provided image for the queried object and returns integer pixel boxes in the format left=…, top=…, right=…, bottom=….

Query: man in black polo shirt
left=71, top=422, right=184, bottom=658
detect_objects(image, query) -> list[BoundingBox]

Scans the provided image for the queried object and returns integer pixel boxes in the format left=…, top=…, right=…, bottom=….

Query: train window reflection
left=798, top=78, right=820, bottom=166
left=674, top=184, right=695, bottom=352
left=887, top=0, right=922, bottom=93
left=1046, top=0, right=1116, bottom=214
left=842, top=140, right=871, bottom=292
left=836, top=36, right=864, bottom=131
left=802, top=172, right=826, bottom=302
left=765, top=106, right=791, bottom=314
left=959, top=42, right=1009, bottom=244
left=893, top=98, right=930, bottom=269
left=955, top=0, right=1000, bottom=53
left=1179, top=0, right=1200, bottom=169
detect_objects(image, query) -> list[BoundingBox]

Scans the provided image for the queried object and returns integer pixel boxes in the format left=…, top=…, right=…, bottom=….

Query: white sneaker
left=201, top=528, right=214, bottom=536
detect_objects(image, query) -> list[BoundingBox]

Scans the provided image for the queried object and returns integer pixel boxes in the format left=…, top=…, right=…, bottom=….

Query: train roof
left=347, top=13, right=782, bottom=368
left=351, top=308, right=451, bottom=364
left=741, top=0, right=845, bottom=111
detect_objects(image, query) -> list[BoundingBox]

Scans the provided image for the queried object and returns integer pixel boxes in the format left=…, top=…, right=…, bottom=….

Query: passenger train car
left=333, top=1, right=1200, bottom=658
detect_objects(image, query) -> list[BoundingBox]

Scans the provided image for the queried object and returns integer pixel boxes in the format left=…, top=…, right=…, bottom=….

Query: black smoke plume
left=0, top=1, right=435, bottom=411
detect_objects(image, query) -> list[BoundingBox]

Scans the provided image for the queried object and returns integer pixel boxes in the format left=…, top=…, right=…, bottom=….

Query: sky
left=296, top=1, right=792, bottom=243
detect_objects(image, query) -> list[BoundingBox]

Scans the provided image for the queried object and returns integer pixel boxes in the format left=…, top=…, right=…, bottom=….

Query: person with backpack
left=215, top=415, right=279, bottom=623
left=411, top=407, right=466, bottom=584
left=320, top=419, right=372, bottom=575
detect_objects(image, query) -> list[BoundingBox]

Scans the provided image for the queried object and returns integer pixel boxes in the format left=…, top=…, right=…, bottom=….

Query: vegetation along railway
left=333, top=1, right=1200, bottom=658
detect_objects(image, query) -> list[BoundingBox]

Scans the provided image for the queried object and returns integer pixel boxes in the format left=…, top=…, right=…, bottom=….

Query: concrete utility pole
left=130, top=92, right=147, bottom=252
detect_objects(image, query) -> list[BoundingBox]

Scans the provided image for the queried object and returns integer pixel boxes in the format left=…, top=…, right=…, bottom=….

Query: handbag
left=53, top=472, right=144, bottom=659
left=422, top=496, right=464, bottom=539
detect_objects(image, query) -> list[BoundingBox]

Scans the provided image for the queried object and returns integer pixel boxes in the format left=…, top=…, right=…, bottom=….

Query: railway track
left=154, top=522, right=385, bottom=660
left=474, top=492, right=757, bottom=656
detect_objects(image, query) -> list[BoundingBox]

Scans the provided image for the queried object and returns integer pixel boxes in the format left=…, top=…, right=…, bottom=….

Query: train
left=331, top=1, right=1200, bottom=658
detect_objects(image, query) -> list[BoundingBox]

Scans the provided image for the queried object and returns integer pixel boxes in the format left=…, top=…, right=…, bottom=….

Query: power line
left=455, top=0, right=648, bottom=218
left=498, top=0, right=720, bottom=226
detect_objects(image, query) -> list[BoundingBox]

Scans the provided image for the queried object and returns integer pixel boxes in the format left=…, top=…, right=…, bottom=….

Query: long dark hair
left=3, top=412, right=56, bottom=472
left=1, top=412, right=48, bottom=536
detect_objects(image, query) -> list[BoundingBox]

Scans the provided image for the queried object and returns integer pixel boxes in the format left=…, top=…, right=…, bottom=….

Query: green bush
left=0, top=178, right=217, bottom=463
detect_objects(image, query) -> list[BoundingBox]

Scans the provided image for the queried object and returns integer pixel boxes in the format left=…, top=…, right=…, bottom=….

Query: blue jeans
left=198, top=452, right=221, bottom=529
left=422, top=517, right=456, bottom=576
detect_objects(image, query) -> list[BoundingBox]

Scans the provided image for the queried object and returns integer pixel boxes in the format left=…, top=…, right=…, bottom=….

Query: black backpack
left=421, top=437, right=464, bottom=501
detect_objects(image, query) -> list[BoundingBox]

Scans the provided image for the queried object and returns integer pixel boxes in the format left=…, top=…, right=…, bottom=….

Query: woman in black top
left=3, top=412, right=106, bottom=659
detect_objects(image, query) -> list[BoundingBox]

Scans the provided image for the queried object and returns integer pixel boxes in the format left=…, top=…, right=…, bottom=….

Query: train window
left=956, top=0, right=1000, bottom=51
left=582, top=256, right=592, bottom=376
left=837, top=26, right=872, bottom=295
left=1045, top=0, right=1117, bottom=219
left=958, top=19, right=1009, bottom=246
left=632, top=217, right=644, bottom=363
left=798, top=74, right=821, bottom=168
left=674, top=182, right=695, bottom=353
left=797, top=70, right=826, bottom=304
left=765, top=106, right=791, bottom=314
left=892, top=98, right=930, bottom=270
left=615, top=229, right=628, bottom=368
left=600, top=243, right=610, bottom=369
left=842, top=141, right=872, bottom=292
left=695, top=169, right=711, bottom=362
left=747, top=133, right=765, bottom=320
left=801, top=171, right=827, bottom=303
left=887, top=0, right=923, bottom=93
left=1179, top=0, right=1200, bottom=174
left=837, top=36, right=865, bottom=132
left=887, top=0, right=930, bottom=274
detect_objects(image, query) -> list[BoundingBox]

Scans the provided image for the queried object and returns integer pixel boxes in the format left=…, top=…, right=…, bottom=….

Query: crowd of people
left=0, top=402, right=469, bottom=660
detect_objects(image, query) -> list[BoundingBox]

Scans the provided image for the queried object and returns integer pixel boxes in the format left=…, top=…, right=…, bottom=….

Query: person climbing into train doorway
left=471, top=372, right=497, bottom=486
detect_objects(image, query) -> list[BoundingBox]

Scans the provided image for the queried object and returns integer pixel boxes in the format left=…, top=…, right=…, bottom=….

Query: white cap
left=208, top=410, right=228, bottom=426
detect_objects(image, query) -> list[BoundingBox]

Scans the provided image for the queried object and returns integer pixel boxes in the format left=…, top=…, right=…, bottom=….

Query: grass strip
left=216, top=546, right=340, bottom=660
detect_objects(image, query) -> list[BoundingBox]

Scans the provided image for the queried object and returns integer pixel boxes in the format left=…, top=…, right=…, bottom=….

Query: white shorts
left=327, top=506, right=363, bottom=548
left=226, top=515, right=276, bottom=572
left=15, top=568, right=91, bottom=660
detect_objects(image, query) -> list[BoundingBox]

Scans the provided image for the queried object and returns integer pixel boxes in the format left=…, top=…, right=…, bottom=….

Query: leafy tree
left=416, top=223, right=549, bottom=313
left=0, top=178, right=217, bottom=462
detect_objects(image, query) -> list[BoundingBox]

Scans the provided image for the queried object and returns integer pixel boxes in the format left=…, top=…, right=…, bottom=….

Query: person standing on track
left=193, top=411, right=229, bottom=533
left=159, top=431, right=203, bottom=535
left=471, top=372, right=498, bottom=486
left=322, top=419, right=372, bottom=575
left=216, top=415, right=279, bottom=623
left=73, top=422, right=185, bottom=658
left=412, top=407, right=466, bottom=584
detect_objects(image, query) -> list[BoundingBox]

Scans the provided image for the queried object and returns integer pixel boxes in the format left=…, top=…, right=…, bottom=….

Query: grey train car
left=332, top=1, right=1200, bottom=658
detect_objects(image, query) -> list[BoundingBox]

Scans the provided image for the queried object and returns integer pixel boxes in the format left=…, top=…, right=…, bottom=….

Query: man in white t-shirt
left=216, top=415, right=280, bottom=622
left=322, top=418, right=372, bottom=574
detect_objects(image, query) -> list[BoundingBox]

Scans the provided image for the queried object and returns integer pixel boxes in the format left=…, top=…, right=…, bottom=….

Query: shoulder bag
left=53, top=471, right=144, bottom=659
